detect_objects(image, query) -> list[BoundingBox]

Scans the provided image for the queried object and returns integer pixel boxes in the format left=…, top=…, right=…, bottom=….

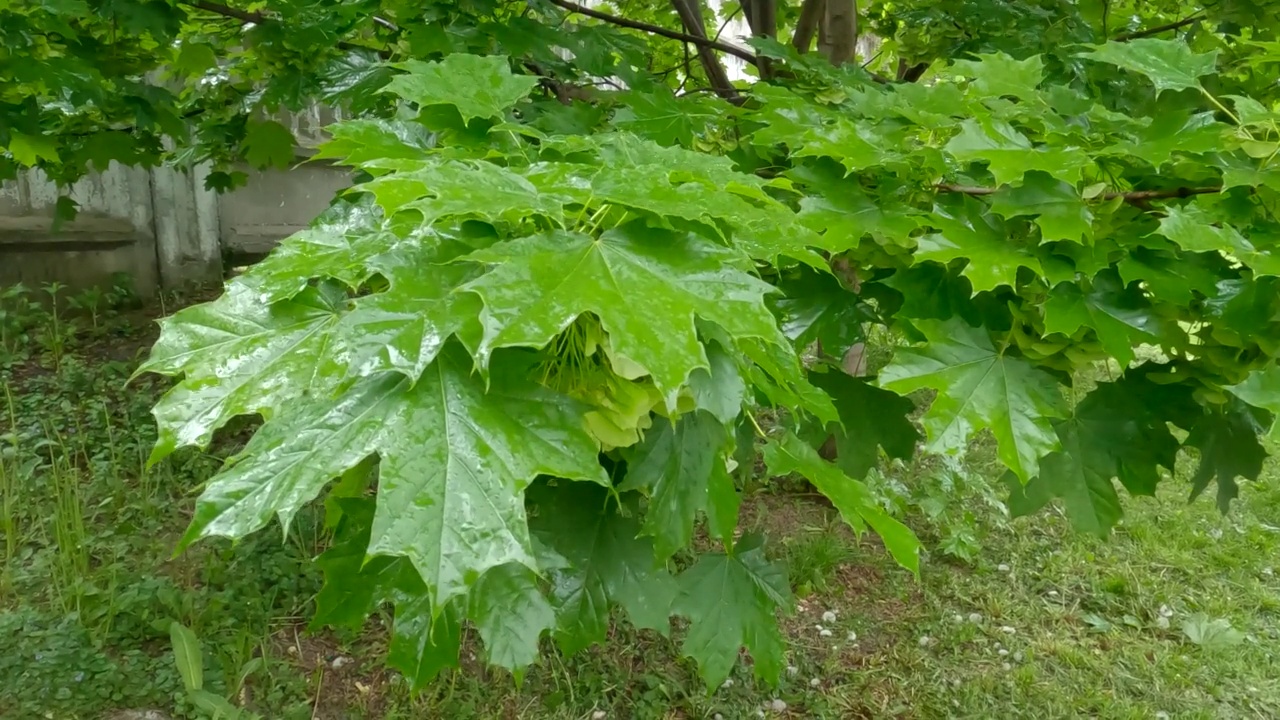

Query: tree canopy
left=8, top=0, right=1280, bottom=689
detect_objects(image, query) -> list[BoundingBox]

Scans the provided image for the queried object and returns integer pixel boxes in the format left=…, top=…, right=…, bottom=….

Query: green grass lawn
left=2, top=293, right=1278, bottom=720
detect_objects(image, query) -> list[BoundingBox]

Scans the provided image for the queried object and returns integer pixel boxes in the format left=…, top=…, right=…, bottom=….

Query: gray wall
left=0, top=109, right=351, bottom=294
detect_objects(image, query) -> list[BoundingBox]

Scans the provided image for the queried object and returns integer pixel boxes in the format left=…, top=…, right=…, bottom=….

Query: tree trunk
left=817, top=0, right=856, bottom=66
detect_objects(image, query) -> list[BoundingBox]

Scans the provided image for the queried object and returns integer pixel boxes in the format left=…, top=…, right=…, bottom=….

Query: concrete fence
left=0, top=108, right=351, bottom=295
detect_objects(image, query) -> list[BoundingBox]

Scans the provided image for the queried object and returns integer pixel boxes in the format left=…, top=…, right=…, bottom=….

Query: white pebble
left=722, top=678, right=734, bottom=688
left=1156, top=616, right=1170, bottom=629
left=1000, top=626, right=1017, bottom=634
left=1002, top=662, right=1012, bottom=671
left=1013, top=652, right=1024, bottom=662
left=997, top=563, right=1011, bottom=572
left=968, top=613, right=983, bottom=623
left=814, top=624, right=825, bottom=632
left=756, top=710, right=765, bottom=718
left=819, top=629, right=833, bottom=638
left=1159, top=604, right=1173, bottom=618
left=770, top=698, right=787, bottom=712
left=998, top=648, right=1009, bottom=656
left=714, top=715, right=724, bottom=720
left=1155, top=713, right=1170, bottom=720
left=810, top=677, right=821, bottom=687
left=786, top=665, right=799, bottom=677
left=1046, top=590, right=1059, bottom=597
left=918, top=636, right=931, bottom=647
left=330, top=655, right=351, bottom=669
left=592, top=712, right=606, bottom=720
left=1263, top=567, right=1274, bottom=576
left=822, top=610, right=837, bottom=623
left=952, top=614, right=964, bottom=623
left=847, top=630, right=858, bottom=642
left=951, top=678, right=961, bottom=687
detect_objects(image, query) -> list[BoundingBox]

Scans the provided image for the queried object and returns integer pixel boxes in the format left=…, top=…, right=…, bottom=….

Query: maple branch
left=937, top=184, right=1222, bottom=201
left=547, top=0, right=757, bottom=65
left=188, top=0, right=264, bottom=24
left=1114, top=13, right=1204, bottom=41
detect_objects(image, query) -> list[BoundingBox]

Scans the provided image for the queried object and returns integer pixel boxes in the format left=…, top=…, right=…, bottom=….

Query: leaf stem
left=745, top=409, right=766, bottom=438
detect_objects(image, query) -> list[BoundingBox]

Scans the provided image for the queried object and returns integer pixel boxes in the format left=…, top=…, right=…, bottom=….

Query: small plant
left=170, top=621, right=264, bottom=720
left=38, top=282, right=75, bottom=372
left=68, top=286, right=105, bottom=334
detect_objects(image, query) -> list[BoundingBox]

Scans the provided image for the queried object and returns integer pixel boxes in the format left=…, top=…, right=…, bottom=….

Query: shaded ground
left=1, top=289, right=1278, bottom=719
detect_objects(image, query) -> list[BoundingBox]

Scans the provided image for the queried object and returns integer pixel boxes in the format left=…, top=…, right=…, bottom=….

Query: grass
left=0, top=282, right=1278, bottom=719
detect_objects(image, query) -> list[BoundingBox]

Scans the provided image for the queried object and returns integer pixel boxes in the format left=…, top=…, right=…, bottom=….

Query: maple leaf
left=1227, top=366, right=1280, bottom=440
left=621, top=411, right=739, bottom=557
left=384, top=54, right=539, bottom=122
left=1185, top=400, right=1268, bottom=512
left=989, top=171, right=1094, bottom=242
left=880, top=318, right=1067, bottom=481
left=945, top=118, right=1090, bottom=185
left=801, top=369, right=920, bottom=481
left=674, top=533, right=791, bottom=688
left=950, top=52, right=1045, bottom=102
left=1011, top=373, right=1187, bottom=535
left=1156, top=204, right=1280, bottom=277
left=138, top=282, right=349, bottom=463
left=459, top=222, right=787, bottom=405
left=242, top=120, right=296, bottom=170
left=1080, top=39, right=1218, bottom=95
left=764, top=433, right=920, bottom=572
left=915, top=198, right=1039, bottom=293
left=177, top=344, right=608, bottom=611
left=1042, top=270, right=1167, bottom=367
left=528, top=481, right=678, bottom=654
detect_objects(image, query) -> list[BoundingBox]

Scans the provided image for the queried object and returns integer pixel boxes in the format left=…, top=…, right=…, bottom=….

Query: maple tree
left=8, top=0, right=1280, bottom=689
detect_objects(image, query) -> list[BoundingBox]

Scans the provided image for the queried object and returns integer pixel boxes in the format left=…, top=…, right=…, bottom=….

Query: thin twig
left=936, top=184, right=1222, bottom=200
left=1114, top=13, right=1203, bottom=41
left=546, top=0, right=757, bottom=65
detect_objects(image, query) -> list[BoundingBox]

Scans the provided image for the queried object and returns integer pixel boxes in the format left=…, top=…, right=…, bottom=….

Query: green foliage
left=12, top=0, right=1280, bottom=693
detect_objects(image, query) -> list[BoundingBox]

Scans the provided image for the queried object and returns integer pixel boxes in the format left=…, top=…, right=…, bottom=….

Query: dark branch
left=1114, top=13, right=1203, bottom=41
left=547, top=0, right=757, bottom=65
left=188, top=0, right=264, bottom=24
left=937, top=184, right=1221, bottom=201
left=670, top=0, right=740, bottom=102
left=792, top=0, right=823, bottom=53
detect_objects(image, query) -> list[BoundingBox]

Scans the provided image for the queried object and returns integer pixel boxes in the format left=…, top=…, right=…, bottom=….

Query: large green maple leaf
left=950, top=52, right=1045, bottom=102
left=139, top=282, right=348, bottom=463
left=772, top=266, right=872, bottom=360
left=384, top=54, right=539, bottom=122
left=801, top=369, right=920, bottom=481
left=1042, top=271, right=1167, bottom=367
left=313, top=499, right=462, bottom=686
left=945, top=118, right=1089, bottom=185
left=763, top=433, right=920, bottom=572
left=1156, top=204, right=1280, bottom=277
left=989, top=171, right=1094, bottom=242
left=235, top=201, right=401, bottom=304
left=879, top=318, right=1066, bottom=480
left=528, top=481, right=678, bottom=654
left=1080, top=39, right=1218, bottom=95
left=674, top=533, right=791, bottom=688
left=459, top=222, right=787, bottom=405
left=915, top=199, right=1038, bottom=293
left=1011, top=374, right=1186, bottom=536
left=178, top=344, right=608, bottom=609
left=1227, top=365, right=1280, bottom=440
left=333, top=246, right=483, bottom=381
left=621, top=411, right=739, bottom=557
left=1185, top=400, right=1268, bottom=512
